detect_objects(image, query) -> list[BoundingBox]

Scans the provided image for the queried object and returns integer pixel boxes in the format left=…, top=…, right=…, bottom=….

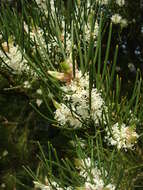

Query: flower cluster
left=105, top=122, right=139, bottom=150
left=35, top=0, right=47, bottom=12
left=33, top=179, right=72, bottom=190
left=84, top=21, right=99, bottom=43
left=96, top=0, right=109, bottom=5
left=55, top=71, right=107, bottom=128
left=96, top=0, right=125, bottom=6
left=33, top=157, right=115, bottom=190
left=24, top=24, right=47, bottom=55
left=78, top=157, right=115, bottom=190
left=110, top=0, right=127, bottom=27
left=116, top=0, right=125, bottom=7
left=0, top=41, right=28, bottom=73
left=111, top=14, right=128, bottom=27
left=35, top=0, right=55, bottom=15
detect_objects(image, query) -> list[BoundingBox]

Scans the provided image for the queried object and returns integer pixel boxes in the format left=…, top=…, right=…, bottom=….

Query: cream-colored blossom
left=36, top=89, right=43, bottom=95
left=0, top=42, right=28, bottom=72
left=36, top=99, right=43, bottom=107
left=79, top=158, right=115, bottom=190
left=111, top=14, right=122, bottom=24
left=97, top=0, right=109, bottom=5
left=120, top=18, right=128, bottom=28
left=84, top=21, right=99, bottom=43
left=33, top=181, right=50, bottom=190
left=33, top=180, right=72, bottom=190
left=105, top=122, right=139, bottom=150
left=23, top=81, right=31, bottom=88
left=55, top=71, right=107, bottom=128
left=116, top=0, right=125, bottom=7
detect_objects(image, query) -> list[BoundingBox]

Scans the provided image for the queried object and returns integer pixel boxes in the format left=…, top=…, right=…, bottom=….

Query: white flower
left=84, top=21, right=99, bottom=43
left=33, top=180, right=72, bottom=190
left=0, top=42, right=28, bottom=72
left=36, top=99, right=43, bottom=107
left=23, top=81, right=31, bottom=88
left=79, top=158, right=115, bottom=190
left=105, top=122, right=139, bottom=150
left=37, top=88, right=42, bottom=95
left=55, top=71, right=107, bottom=128
left=120, top=18, right=128, bottom=28
left=2, top=150, right=8, bottom=157
left=35, top=0, right=55, bottom=15
left=30, top=27, right=47, bottom=50
left=1, top=183, right=6, bottom=188
left=55, top=103, right=82, bottom=128
left=33, top=181, right=50, bottom=190
left=111, top=14, right=122, bottom=24
left=116, top=0, right=125, bottom=7
left=35, top=0, right=48, bottom=14
left=97, top=0, right=109, bottom=5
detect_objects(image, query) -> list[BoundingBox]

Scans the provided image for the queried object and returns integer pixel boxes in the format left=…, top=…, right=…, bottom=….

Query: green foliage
left=0, top=0, right=143, bottom=189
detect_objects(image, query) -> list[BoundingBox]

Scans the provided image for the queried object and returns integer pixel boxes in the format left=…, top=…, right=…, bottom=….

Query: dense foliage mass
left=0, top=0, right=143, bottom=189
